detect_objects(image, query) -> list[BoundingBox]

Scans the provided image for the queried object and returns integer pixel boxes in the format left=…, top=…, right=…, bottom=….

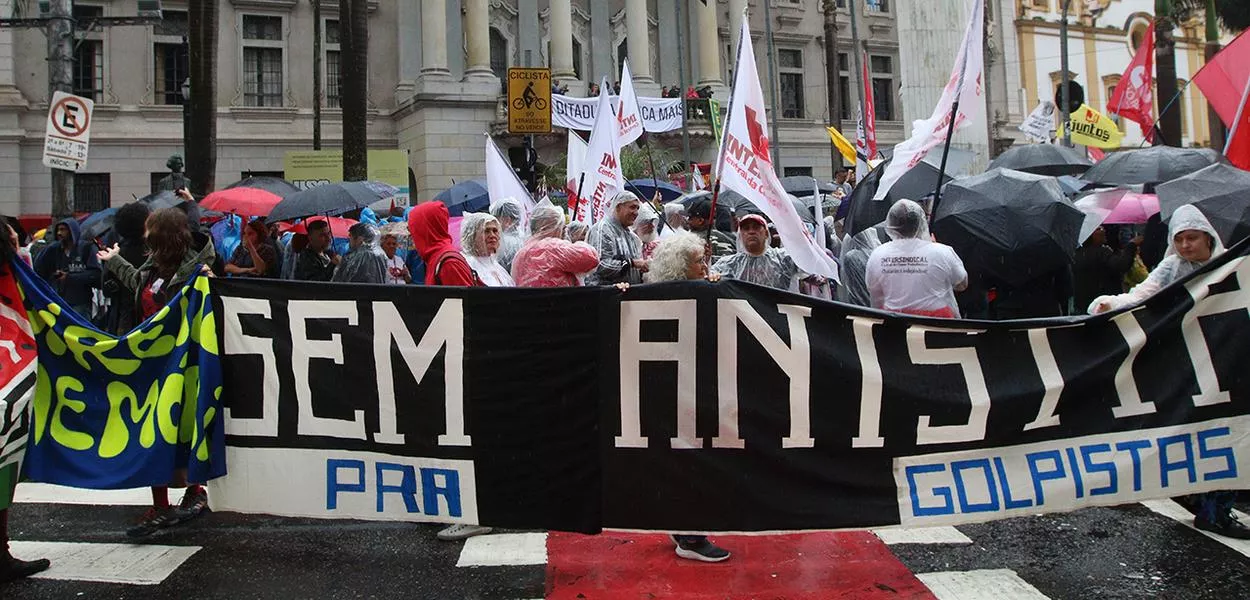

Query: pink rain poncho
left=511, top=204, right=600, bottom=288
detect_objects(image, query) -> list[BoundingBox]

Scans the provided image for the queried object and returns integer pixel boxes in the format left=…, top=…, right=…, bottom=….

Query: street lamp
left=181, top=77, right=190, bottom=162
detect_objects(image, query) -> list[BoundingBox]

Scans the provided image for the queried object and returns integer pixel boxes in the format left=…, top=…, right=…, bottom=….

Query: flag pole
left=1223, top=76, right=1250, bottom=155
left=707, top=10, right=749, bottom=250
left=931, top=0, right=980, bottom=215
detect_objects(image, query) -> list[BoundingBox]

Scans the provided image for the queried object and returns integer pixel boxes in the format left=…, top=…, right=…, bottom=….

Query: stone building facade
left=0, top=0, right=904, bottom=216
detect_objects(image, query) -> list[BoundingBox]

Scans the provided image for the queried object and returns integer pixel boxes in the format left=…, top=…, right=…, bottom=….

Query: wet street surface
left=4, top=485, right=1250, bottom=599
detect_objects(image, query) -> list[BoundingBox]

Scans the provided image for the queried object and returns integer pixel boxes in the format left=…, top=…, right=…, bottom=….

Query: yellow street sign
left=507, top=67, right=552, bottom=134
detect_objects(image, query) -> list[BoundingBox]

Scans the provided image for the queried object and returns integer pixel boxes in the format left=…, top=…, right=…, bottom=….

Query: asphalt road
left=4, top=486, right=1250, bottom=599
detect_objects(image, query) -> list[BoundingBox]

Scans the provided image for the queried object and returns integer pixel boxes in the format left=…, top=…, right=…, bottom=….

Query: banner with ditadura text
left=284, top=149, right=411, bottom=210
left=206, top=238, right=1250, bottom=533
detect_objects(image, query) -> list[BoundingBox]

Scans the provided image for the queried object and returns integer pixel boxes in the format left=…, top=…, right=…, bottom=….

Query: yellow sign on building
left=507, top=68, right=552, bottom=134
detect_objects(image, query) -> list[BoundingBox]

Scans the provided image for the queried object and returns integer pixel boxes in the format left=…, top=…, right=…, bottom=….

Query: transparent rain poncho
left=884, top=198, right=930, bottom=241
left=459, top=212, right=514, bottom=287
left=711, top=220, right=800, bottom=291
left=1089, top=204, right=1224, bottom=313
left=586, top=192, right=644, bottom=286
left=490, top=198, right=525, bottom=272
left=511, top=204, right=600, bottom=288
left=332, top=222, right=387, bottom=284
left=837, top=222, right=886, bottom=306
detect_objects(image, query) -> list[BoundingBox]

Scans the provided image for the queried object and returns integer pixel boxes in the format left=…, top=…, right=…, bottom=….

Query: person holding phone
left=32, top=216, right=100, bottom=318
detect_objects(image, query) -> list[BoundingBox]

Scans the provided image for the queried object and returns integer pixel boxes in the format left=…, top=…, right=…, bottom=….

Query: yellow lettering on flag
left=826, top=126, right=857, bottom=164
left=1059, top=104, right=1124, bottom=149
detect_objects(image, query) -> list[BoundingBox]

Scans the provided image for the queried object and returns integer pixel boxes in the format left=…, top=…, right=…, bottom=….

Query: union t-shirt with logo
left=865, top=238, right=967, bottom=318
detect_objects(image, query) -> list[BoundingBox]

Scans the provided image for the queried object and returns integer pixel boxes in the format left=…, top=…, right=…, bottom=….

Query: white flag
left=716, top=19, right=839, bottom=281
left=485, top=134, right=536, bottom=229
left=566, top=131, right=589, bottom=212
left=617, top=60, right=645, bottom=147
left=1019, top=100, right=1057, bottom=143
left=574, top=79, right=625, bottom=225
left=873, top=0, right=984, bottom=200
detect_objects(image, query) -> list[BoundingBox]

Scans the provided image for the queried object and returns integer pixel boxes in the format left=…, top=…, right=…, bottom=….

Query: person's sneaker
left=436, top=524, right=493, bottom=541
left=675, top=538, right=731, bottom=563
left=0, top=556, right=51, bottom=583
left=1195, top=514, right=1250, bottom=540
left=126, top=506, right=183, bottom=538
left=174, top=486, right=209, bottom=522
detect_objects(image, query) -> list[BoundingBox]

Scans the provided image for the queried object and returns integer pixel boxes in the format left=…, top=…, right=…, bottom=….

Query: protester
left=823, top=216, right=843, bottom=259
left=33, top=216, right=100, bottom=317
left=409, top=201, right=483, bottom=287
left=587, top=191, right=647, bottom=286
left=381, top=233, right=411, bottom=284
left=1073, top=225, right=1140, bottom=311
left=832, top=169, right=853, bottom=198
left=564, top=220, right=590, bottom=244
left=686, top=198, right=735, bottom=260
left=96, top=208, right=214, bottom=538
left=491, top=198, right=525, bottom=273
left=662, top=203, right=687, bottom=239
left=866, top=199, right=968, bottom=318
left=280, top=232, right=306, bottom=280
left=838, top=224, right=885, bottom=306
left=460, top=212, right=514, bottom=287
left=293, top=220, right=340, bottom=282
left=633, top=203, right=661, bottom=260
left=712, top=213, right=801, bottom=290
left=225, top=219, right=279, bottom=279
left=101, top=202, right=151, bottom=334
left=0, top=215, right=50, bottom=584
left=332, top=223, right=388, bottom=284
left=513, top=205, right=600, bottom=287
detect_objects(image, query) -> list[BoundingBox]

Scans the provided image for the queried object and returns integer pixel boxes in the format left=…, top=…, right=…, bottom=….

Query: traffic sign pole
left=48, top=0, right=72, bottom=220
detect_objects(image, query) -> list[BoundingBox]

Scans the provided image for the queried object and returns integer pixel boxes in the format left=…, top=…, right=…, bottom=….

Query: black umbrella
left=1156, top=162, right=1250, bottom=247
left=842, top=157, right=952, bottom=237
left=1080, top=145, right=1224, bottom=186
left=675, top=190, right=818, bottom=225
left=780, top=176, right=835, bottom=197
left=78, top=207, right=117, bottom=242
left=988, top=144, right=1093, bottom=176
left=433, top=180, right=491, bottom=217
left=223, top=176, right=301, bottom=199
left=932, top=169, right=1084, bottom=287
left=266, top=181, right=400, bottom=223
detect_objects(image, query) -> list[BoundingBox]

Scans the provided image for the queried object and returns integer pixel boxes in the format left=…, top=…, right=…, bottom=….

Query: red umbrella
left=277, top=216, right=358, bottom=238
left=201, top=187, right=283, bottom=218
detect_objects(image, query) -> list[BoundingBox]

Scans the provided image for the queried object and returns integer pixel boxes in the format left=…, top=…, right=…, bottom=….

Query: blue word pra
left=902, top=426, right=1237, bottom=519
left=325, top=458, right=463, bottom=517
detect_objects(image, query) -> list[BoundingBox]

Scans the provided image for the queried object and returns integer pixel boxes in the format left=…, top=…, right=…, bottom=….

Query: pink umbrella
left=1104, top=192, right=1159, bottom=224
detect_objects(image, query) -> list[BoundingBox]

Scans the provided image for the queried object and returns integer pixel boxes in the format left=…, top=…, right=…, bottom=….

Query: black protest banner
left=210, top=243, right=1250, bottom=533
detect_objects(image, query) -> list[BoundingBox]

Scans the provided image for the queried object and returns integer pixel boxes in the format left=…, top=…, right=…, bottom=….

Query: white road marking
left=455, top=532, right=548, bottom=567
left=872, top=526, right=973, bottom=545
left=917, top=569, right=1052, bottom=599
left=10, top=541, right=200, bottom=585
left=14, top=483, right=152, bottom=506
left=1142, top=499, right=1250, bottom=559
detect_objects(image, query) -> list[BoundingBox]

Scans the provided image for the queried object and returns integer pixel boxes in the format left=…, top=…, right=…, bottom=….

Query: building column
left=550, top=0, right=576, bottom=81
left=420, top=0, right=451, bottom=78
left=396, top=0, right=421, bottom=96
left=728, top=0, right=747, bottom=61
left=695, top=0, right=722, bottom=86
left=625, top=0, right=653, bottom=83
left=464, top=0, right=492, bottom=79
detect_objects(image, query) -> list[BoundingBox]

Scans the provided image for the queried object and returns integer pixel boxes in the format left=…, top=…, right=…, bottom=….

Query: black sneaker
left=1195, top=514, right=1250, bottom=540
left=174, top=486, right=209, bottom=522
left=675, top=538, right=731, bottom=563
left=0, top=557, right=51, bottom=583
left=126, top=507, right=183, bottom=538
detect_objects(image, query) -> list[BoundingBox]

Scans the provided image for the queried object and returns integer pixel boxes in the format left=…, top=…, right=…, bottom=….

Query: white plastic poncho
left=586, top=192, right=644, bottom=286
left=490, top=199, right=524, bottom=272
left=460, top=212, right=515, bottom=287
left=1088, top=204, right=1224, bottom=314
left=712, top=246, right=800, bottom=291
left=837, top=223, right=885, bottom=306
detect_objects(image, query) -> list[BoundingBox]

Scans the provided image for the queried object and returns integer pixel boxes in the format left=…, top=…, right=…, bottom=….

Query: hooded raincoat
left=491, top=199, right=524, bottom=272
left=512, top=204, right=600, bottom=288
left=586, top=193, right=644, bottom=286
left=1089, top=204, right=1225, bottom=313
left=33, top=217, right=101, bottom=314
left=866, top=199, right=968, bottom=318
left=409, top=202, right=481, bottom=286
left=837, top=224, right=885, bottom=306
left=333, top=223, right=388, bottom=284
left=634, top=203, right=661, bottom=260
left=460, top=212, right=515, bottom=287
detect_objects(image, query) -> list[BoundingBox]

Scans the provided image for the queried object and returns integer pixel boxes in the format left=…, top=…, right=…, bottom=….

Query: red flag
left=1224, top=79, right=1250, bottom=170
left=1194, top=30, right=1250, bottom=127
left=861, top=51, right=877, bottom=158
left=1108, top=22, right=1155, bottom=142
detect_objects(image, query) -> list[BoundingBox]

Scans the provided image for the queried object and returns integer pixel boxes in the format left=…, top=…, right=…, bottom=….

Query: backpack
left=432, top=251, right=485, bottom=287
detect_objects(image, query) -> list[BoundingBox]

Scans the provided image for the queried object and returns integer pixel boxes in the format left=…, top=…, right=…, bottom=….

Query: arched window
left=490, top=28, right=508, bottom=92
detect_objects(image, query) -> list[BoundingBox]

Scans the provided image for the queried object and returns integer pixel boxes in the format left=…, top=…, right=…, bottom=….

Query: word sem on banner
left=208, top=243, right=1250, bottom=533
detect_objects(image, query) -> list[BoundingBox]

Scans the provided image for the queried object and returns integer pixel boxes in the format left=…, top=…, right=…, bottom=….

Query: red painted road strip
left=545, top=531, right=937, bottom=599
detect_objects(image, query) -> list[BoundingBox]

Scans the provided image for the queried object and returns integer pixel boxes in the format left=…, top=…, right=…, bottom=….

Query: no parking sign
left=42, top=91, right=94, bottom=171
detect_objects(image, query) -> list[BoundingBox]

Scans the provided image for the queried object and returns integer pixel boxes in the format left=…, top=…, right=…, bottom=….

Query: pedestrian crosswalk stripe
left=1141, top=499, right=1250, bottom=560
left=872, top=525, right=973, bottom=545
left=455, top=533, right=548, bottom=567
left=9, top=541, right=200, bottom=585
left=917, top=569, right=1051, bottom=599
left=14, top=483, right=151, bottom=506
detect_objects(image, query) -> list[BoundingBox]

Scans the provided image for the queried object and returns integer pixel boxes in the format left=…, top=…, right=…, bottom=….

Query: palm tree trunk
left=1155, top=0, right=1182, bottom=146
left=340, top=0, right=369, bottom=181
left=186, top=0, right=218, bottom=195
left=1205, top=0, right=1225, bottom=148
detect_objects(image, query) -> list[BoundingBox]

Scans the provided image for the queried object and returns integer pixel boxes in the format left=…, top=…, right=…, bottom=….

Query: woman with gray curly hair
left=644, top=231, right=717, bottom=283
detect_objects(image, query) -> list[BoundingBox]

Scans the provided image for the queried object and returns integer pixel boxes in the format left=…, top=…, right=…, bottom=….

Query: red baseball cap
left=738, top=213, right=767, bottom=227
